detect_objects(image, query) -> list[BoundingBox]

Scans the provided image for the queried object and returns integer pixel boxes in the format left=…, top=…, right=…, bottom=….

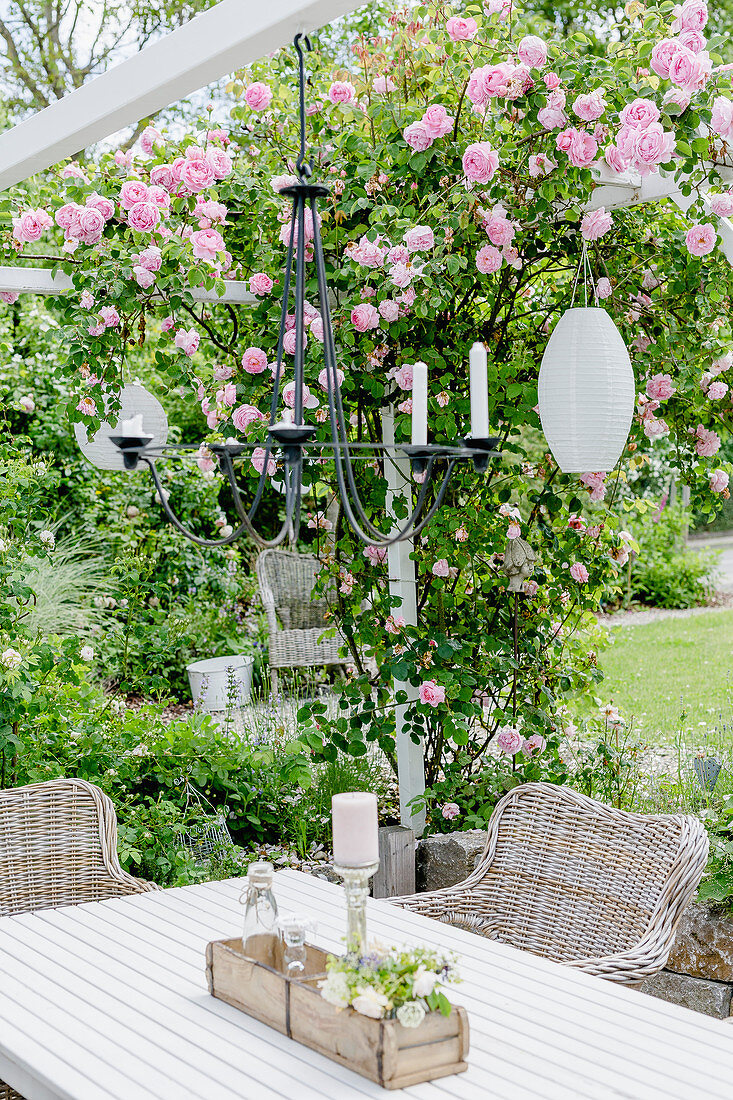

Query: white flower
left=412, top=966, right=438, bottom=998
left=0, top=538, right=6, bottom=552
left=39, top=530, right=55, bottom=549
left=351, top=986, right=391, bottom=1019
left=19, top=395, right=35, bottom=412
left=396, top=1001, right=426, bottom=1029
left=80, top=645, right=94, bottom=662
left=1, top=648, right=22, bottom=671
left=110, top=699, right=126, bottom=715
left=130, top=743, right=148, bottom=757
left=319, top=971, right=351, bottom=1010
left=220, top=524, right=233, bottom=539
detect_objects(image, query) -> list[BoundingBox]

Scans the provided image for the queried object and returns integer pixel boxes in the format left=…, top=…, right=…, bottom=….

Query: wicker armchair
left=392, top=782, right=709, bottom=987
left=256, top=549, right=347, bottom=693
left=0, top=778, right=158, bottom=1100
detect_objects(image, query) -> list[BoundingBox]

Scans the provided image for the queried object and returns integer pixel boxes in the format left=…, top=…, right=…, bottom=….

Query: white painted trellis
left=1, top=0, right=732, bottom=831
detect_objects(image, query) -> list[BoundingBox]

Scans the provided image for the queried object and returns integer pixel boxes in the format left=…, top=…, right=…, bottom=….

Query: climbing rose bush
left=4, top=0, right=733, bottom=794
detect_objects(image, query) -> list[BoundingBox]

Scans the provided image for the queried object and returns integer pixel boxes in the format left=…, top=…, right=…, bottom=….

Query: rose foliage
left=5, top=0, right=733, bottom=811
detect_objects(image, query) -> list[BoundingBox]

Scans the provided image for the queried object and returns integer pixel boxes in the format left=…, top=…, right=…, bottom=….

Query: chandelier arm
left=269, top=199, right=297, bottom=424
left=219, top=449, right=291, bottom=547
left=142, top=456, right=253, bottom=547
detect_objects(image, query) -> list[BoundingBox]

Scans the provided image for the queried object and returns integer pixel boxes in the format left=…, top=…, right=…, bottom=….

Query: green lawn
left=598, top=610, right=733, bottom=744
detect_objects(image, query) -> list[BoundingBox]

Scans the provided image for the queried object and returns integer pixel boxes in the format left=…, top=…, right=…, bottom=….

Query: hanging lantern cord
left=570, top=242, right=599, bottom=308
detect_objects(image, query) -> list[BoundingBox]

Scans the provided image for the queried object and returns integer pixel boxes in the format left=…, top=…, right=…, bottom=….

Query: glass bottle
left=241, top=861, right=279, bottom=964
left=280, top=915, right=315, bottom=979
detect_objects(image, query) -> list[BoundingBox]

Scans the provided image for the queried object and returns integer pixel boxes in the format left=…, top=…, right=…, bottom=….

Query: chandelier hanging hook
left=294, top=33, right=314, bottom=182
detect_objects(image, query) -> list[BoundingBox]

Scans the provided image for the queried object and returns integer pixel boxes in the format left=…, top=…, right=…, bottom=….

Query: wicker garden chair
left=256, top=549, right=348, bottom=693
left=392, top=782, right=709, bottom=987
left=0, top=778, right=159, bottom=1100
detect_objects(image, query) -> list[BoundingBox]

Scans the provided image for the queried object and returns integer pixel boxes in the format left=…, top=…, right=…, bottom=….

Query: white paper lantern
left=74, top=383, right=168, bottom=472
left=538, top=306, right=635, bottom=474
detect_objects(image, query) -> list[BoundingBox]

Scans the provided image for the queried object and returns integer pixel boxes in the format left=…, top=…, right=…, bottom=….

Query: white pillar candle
left=332, top=792, right=379, bottom=866
left=411, top=361, right=428, bottom=446
left=469, top=342, right=489, bottom=439
left=120, top=413, right=144, bottom=436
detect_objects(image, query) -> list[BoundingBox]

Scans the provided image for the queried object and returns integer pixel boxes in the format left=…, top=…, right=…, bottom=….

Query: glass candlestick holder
left=333, top=861, right=379, bottom=958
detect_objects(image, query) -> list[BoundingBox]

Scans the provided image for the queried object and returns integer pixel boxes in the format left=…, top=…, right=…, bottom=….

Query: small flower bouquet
left=319, top=944, right=459, bottom=1029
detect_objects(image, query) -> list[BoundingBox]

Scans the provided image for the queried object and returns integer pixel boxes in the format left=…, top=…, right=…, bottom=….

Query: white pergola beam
left=0, top=0, right=361, bottom=193
left=0, top=265, right=255, bottom=303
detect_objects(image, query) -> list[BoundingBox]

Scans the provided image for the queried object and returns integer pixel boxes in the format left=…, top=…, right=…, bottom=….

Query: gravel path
left=599, top=597, right=733, bottom=628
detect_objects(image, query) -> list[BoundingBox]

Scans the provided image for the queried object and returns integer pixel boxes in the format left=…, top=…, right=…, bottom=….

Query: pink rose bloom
left=137, top=246, right=162, bottom=272
left=484, top=206, right=515, bottom=247
left=13, top=209, right=51, bottom=243
left=604, top=144, right=629, bottom=174
left=422, top=104, right=454, bottom=138
left=523, top=579, right=539, bottom=597
left=174, top=328, right=200, bottom=356
left=419, top=680, right=446, bottom=707
left=432, top=559, right=450, bottom=577
left=249, top=272, right=273, bottom=296
left=708, top=381, right=728, bottom=400
left=669, top=46, right=710, bottom=90
left=497, top=726, right=523, bottom=754
left=318, top=366, right=345, bottom=390
left=557, top=127, right=598, bottom=168
left=523, top=734, right=546, bottom=757
left=446, top=15, right=477, bottom=40
left=351, top=303, right=380, bottom=331
left=378, top=299, right=400, bottom=322
left=709, top=193, right=733, bottom=217
left=643, top=416, right=669, bottom=440
left=373, top=75, right=396, bottom=94
left=685, top=223, right=717, bottom=256
left=710, top=469, right=730, bottom=493
left=119, top=181, right=149, bottom=209
left=696, top=425, right=721, bottom=456
left=149, top=164, right=175, bottom=192
left=518, top=35, right=547, bottom=68
left=98, top=306, right=120, bottom=328
left=363, top=545, right=388, bottom=565
left=85, top=193, right=115, bottom=220
left=160, top=316, right=175, bottom=333
left=244, top=82, right=273, bottom=111
left=77, top=207, right=105, bottom=243
left=581, top=207, right=612, bottom=242
left=651, top=38, right=682, bottom=79
left=466, top=64, right=492, bottom=106
left=631, top=123, right=675, bottom=175
left=483, top=62, right=513, bottom=98
left=462, top=142, right=500, bottom=185
left=646, top=373, right=675, bottom=401
left=310, top=316, right=324, bottom=342
left=620, top=98, right=660, bottom=128
left=543, top=71, right=561, bottom=90
left=528, top=153, right=557, bottom=177
left=206, top=148, right=233, bottom=180
left=404, top=225, right=434, bottom=251
left=139, top=126, right=162, bottom=156
left=385, top=614, right=406, bottom=634
left=55, top=203, right=82, bottom=231
left=569, top=562, right=589, bottom=583
left=711, top=96, right=733, bottom=140
left=573, top=90, right=606, bottom=122
left=216, top=383, right=237, bottom=407
left=232, top=404, right=265, bottom=432
left=328, top=80, right=356, bottom=105
left=283, top=328, right=307, bottom=356
left=251, top=447, right=277, bottom=476
left=191, top=228, right=225, bottom=261
left=538, top=91, right=568, bottom=130
left=181, top=159, right=215, bottom=193
left=672, top=0, right=708, bottom=33
left=596, top=276, right=612, bottom=299
left=403, top=121, right=433, bottom=152
left=79, top=290, right=95, bottom=309
left=711, top=351, right=733, bottom=375
left=476, top=244, right=503, bottom=274
left=441, top=802, right=460, bottom=821
left=394, top=364, right=414, bottom=389
left=127, top=202, right=160, bottom=232
left=133, top=265, right=155, bottom=288
left=242, top=347, right=268, bottom=374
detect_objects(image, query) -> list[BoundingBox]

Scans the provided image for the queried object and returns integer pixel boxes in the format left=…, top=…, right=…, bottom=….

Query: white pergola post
left=381, top=408, right=426, bottom=836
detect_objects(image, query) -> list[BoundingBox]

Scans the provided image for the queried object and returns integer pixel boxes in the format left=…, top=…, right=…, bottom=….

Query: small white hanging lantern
left=538, top=250, right=635, bottom=474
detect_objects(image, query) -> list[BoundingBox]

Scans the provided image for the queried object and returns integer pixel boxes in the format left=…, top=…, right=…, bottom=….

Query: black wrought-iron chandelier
left=111, top=34, right=499, bottom=548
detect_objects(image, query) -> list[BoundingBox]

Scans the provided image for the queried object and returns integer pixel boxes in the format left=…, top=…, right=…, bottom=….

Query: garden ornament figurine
left=503, top=536, right=536, bottom=592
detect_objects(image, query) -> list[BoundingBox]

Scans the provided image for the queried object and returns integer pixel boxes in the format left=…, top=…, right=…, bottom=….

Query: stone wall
left=416, top=829, right=733, bottom=1018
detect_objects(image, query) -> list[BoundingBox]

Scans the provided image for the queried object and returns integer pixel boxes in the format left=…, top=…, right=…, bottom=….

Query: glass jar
left=241, top=861, right=279, bottom=964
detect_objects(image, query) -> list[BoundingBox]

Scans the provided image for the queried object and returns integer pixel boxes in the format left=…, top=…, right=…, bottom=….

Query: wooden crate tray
left=206, top=937, right=469, bottom=1090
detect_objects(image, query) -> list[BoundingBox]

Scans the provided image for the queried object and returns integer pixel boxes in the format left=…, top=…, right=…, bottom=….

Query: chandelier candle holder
left=103, top=34, right=501, bottom=549
left=332, top=792, right=380, bottom=958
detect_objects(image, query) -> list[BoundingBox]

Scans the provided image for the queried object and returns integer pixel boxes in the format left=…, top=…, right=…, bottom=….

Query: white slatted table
left=1, top=871, right=732, bottom=1100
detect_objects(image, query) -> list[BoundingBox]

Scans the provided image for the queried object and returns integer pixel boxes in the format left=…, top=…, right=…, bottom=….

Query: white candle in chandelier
left=120, top=414, right=144, bottom=436
left=469, top=342, right=489, bottom=439
left=332, top=792, right=379, bottom=866
left=411, top=361, right=428, bottom=446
